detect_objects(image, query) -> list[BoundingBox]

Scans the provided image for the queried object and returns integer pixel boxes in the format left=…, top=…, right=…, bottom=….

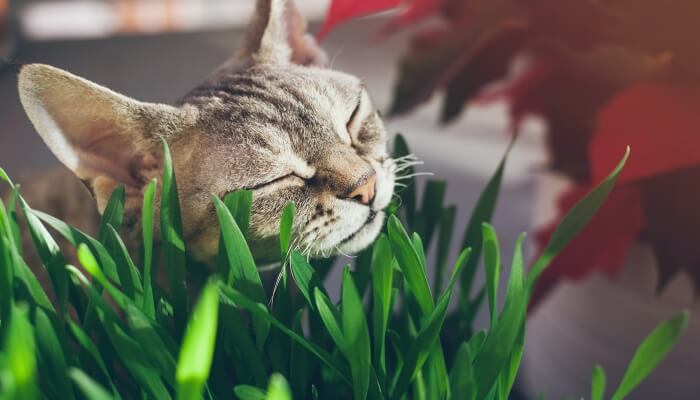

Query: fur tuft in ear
left=238, top=0, right=327, bottom=66
left=17, top=64, right=195, bottom=211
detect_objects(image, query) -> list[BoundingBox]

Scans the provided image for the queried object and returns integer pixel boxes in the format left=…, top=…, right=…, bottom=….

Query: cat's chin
left=332, top=211, right=385, bottom=256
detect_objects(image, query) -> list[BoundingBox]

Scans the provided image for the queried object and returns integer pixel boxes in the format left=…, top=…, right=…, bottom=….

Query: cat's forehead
left=187, top=64, right=362, bottom=106
left=183, top=65, right=366, bottom=150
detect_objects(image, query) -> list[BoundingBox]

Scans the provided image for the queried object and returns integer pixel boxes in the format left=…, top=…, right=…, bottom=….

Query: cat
left=11, top=0, right=396, bottom=275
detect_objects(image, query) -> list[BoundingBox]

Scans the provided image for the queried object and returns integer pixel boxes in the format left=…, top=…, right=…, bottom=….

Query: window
left=18, top=0, right=329, bottom=40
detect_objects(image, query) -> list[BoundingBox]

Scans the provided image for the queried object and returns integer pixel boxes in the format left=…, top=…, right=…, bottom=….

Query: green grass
left=0, top=137, right=689, bottom=400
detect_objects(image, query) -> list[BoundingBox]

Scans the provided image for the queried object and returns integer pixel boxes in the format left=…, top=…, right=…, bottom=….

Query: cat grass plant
left=0, top=136, right=688, bottom=399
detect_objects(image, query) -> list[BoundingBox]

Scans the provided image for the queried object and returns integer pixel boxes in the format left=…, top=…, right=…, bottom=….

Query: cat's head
left=17, top=0, right=395, bottom=263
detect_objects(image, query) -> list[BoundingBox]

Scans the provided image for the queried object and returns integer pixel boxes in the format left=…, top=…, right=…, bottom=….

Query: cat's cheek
left=372, top=159, right=396, bottom=211
left=336, top=212, right=385, bottom=255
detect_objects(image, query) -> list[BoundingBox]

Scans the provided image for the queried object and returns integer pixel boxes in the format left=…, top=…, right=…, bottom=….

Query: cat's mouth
left=339, top=210, right=378, bottom=246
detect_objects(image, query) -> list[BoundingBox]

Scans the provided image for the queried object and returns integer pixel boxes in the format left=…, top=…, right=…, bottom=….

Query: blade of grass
left=591, top=365, right=606, bottom=400
left=482, top=223, right=501, bottom=327
left=265, top=374, right=292, bottom=400
left=468, top=330, right=487, bottom=357
left=0, top=202, right=54, bottom=313
left=472, top=234, right=526, bottom=400
left=341, top=267, right=372, bottom=400
left=290, top=251, right=328, bottom=310
left=610, top=311, right=689, bottom=400
left=4, top=186, right=22, bottom=258
left=279, top=202, right=295, bottom=262
left=125, top=304, right=177, bottom=387
left=411, top=233, right=427, bottom=273
left=219, top=284, right=352, bottom=385
left=314, top=287, right=346, bottom=350
left=234, top=385, right=267, bottom=400
left=218, top=190, right=253, bottom=279
left=69, top=264, right=170, bottom=399
left=220, top=303, right=268, bottom=386
left=141, top=178, right=157, bottom=318
left=423, top=248, right=468, bottom=400
left=290, top=310, right=312, bottom=400
left=105, top=225, right=143, bottom=303
left=497, top=327, right=524, bottom=400
left=98, top=185, right=125, bottom=243
left=4, top=304, right=38, bottom=400
left=68, top=321, right=117, bottom=393
left=212, top=195, right=269, bottom=349
left=68, top=369, right=114, bottom=400
left=33, top=209, right=119, bottom=283
left=13, top=191, right=69, bottom=316
left=390, top=248, right=469, bottom=399
left=224, top=189, right=253, bottom=236
left=176, top=280, right=220, bottom=400
left=34, top=309, right=75, bottom=400
left=371, top=234, right=393, bottom=387
left=160, top=139, right=189, bottom=336
left=496, top=234, right=527, bottom=400
left=528, top=147, right=629, bottom=289
left=0, top=210, right=15, bottom=330
left=449, top=342, right=476, bottom=400
left=387, top=215, right=433, bottom=315
left=77, top=244, right=137, bottom=311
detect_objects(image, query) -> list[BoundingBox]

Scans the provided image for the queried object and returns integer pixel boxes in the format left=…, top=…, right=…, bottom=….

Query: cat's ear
left=18, top=64, right=193, bottom=210
left=238, top=0, right=327, bottom=66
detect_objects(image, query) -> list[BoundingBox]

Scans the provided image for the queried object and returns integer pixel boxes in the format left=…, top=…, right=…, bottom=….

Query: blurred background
left=0, top=0, right=544, bottom=277
left=0, top=1, right=698, bottom=398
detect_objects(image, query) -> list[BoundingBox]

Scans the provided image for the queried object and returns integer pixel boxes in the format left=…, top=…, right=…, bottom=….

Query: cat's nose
left=346, top=174, right=377, bottom=205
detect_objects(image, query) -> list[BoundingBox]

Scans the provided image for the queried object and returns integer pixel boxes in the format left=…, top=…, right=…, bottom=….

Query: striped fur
left=13, top=0, right=395, bottom=268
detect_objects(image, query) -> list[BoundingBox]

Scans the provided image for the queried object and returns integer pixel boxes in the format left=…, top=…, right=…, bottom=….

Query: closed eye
left=246, top=173, right=306, bottom=191
left=346, top=89, right=365, bottom=139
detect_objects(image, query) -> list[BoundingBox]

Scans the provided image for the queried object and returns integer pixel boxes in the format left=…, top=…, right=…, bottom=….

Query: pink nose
left=346, top=174, right=377, bottom=205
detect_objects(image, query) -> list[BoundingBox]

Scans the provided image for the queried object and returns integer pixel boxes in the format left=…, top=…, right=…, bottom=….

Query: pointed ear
left=18, top=64, right=194, bottom=211
left=237, top=0, right=327, bottom=66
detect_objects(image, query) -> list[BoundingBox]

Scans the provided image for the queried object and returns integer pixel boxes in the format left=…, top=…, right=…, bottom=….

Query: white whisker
left=329, top=42, right=348, bottom=69
left=335, top=246, right=357, bottom=259
left=268, top=266, right=285, bottom=308
left=396, top=172, right=434, bottom=180
left=394, top=163, right=424, bottom=173
left=391, top=154, right=419, bottom=162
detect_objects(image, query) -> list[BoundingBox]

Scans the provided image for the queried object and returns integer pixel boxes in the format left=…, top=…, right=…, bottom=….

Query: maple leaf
left=608, top=0, right=700, bottom=76
left=587, top=83, right=700, bottom=293
left=319, top=0, right=700, bottom=298
left=590, top=83, right=700, bottom=184
left=317, top=0, right=401, bottom=39
left=388, top=0, right=519, bottom=116
left=474, top=45, right=660, bottom=179
left=440, top=21, right=530, bottom=123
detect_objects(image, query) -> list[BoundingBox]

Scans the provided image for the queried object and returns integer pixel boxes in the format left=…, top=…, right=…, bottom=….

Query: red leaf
left=529, top=184, right=645, bottom=309
left=317, top=0, right=401, bottom=40
left=478, top=59, right=614, bottom=180
left=518, top=0, right=609, bottom=49
left=590, top=83, right=700, bottom=184
left=440, top=22, right=530, bottom=123
left=641, top=165, right=700, bottom=292
left=382, top=0, right=446, bottom=34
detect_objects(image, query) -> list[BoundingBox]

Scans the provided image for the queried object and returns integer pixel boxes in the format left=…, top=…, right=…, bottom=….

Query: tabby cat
left=12, top=0, right=395, bottom=272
